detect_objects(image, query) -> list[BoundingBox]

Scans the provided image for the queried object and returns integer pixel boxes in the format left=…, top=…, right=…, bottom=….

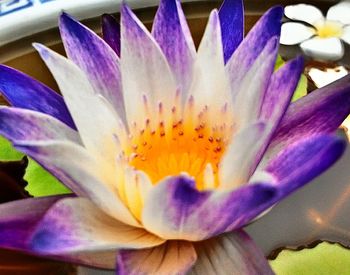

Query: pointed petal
left=31, top=198, right=164, bottom=254
left=284, top=4, right=324, bottom=25
left=0, top=195, right=67, bottom=251
left=102, top=14, right=121, bottom=56
left=117, top=241, right=196, bottom=275
left=34, top=44, right=124, bottom=164
left=59, top=13, right=125, bottom=122
left=280, top=22, right=315, bottom=45
left=226, top=6, right=283, bottom=86
left=327, top=1, right=350, bottom=25
left=15, top=140, right=139, bottom=227
left=219, top=0, right=244, bottom=63
left=265, top=134, right=346, bottom=200
left=121, top=4, right=177, bottom=129
left=219, top=122, right=267, bottom=189
left=189, top=10, right=232, bottom=123
left=152, top=0, right=195, bottom=95
left=300, top=37, right=344, bottom=61
left=232, top=37, right=278, bottom=127
left=0, top=107, right=80, bottom=144
left=341, top=25, right=350, bottom=45
left=191, top=231, right=273, bottom=275
left=269, top=74, right=350, bottom=155
left=0, top=65, right=75, bottom=129
left=142, top=175, right=276, bottom=241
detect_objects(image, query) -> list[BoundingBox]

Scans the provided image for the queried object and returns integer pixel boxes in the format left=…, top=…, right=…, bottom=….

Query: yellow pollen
left=127, top=119, right=230, bottom=190
left=315, top=21, right=343, bottom=38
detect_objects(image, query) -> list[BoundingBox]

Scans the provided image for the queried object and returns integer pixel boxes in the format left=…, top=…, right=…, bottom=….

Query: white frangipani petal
left=280, top=22, right=315, bottom=45
left=284, top=4, right=324, bottom=25
left=33, top=43, right=125, bottom=164
left=341, top=25, right=350, bottom=45
left=188, top=9, right=232, bottom=123
left=327, top=1, right=350, bottom=25
left=300, top=37, right=344, bottom=61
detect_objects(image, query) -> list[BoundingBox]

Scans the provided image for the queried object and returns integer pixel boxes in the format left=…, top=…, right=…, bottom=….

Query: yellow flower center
left=315, top=20, right=343, bottom=38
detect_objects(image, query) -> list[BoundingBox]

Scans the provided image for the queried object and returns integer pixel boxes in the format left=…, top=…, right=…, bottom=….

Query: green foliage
left=270, top=242, right=350, bottom=275
left=0, top=136, right=71, bottom=196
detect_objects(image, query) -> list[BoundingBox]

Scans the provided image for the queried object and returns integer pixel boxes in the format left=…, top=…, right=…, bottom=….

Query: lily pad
left=270, top=242, right=350, bottom=275
left=0, top=136, right=71, bottom=196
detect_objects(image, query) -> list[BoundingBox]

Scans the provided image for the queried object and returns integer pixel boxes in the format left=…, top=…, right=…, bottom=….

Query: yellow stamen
left=315, top=20, right=343, bottom=39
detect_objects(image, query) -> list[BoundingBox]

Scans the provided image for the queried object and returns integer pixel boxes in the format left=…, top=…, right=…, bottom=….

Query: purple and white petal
left=190, top=231, right=273, bottom=275
left=269, top=74, right=350, bottom=156
left=0, top=107, right=80, bottom=144
left=34, top=44, right=125, bottom=164
left=341, top=25, right=350, bottom=45
left=102, top=14, right=121, bottom=56
left=15, top=140, right=139, bottom=227
left=232, top=37, right=278, bottom=127
left=30, top=198, right=164, bottom=254
left=280, top=22, right=315, bottom=45
left=189, top=10, right=232, bottom=122
left=284, top=4, right=324, bottom=25
left=219, top=122, right=267, bottom=189
left=326, top=1, right=350, bottom=25
left=142, top=175, right=277, bottom=241
left=226, top=6, right=283, bottom=89
left=0, top=195, right=68, bottom=251
left=300, top=37, right=344, bottom=61
left=218, top=0, right=244, bottom=63
left=121, top=4, right=177, bottom=129
left=263, top=134, right=346, bottom=201
left=117, top=241, right=196, bottom=275
left=0, top=65, right=75, bottom=129
left=152, top=0, right=195, bottom=96
left=59, top=13, right=125, bottom=122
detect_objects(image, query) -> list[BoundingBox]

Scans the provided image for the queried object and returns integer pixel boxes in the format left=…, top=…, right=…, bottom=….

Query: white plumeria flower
left=280, top=1, right=350, bottom=61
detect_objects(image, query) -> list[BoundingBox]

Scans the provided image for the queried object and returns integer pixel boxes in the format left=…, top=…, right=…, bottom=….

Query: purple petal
left=152, top=0, right=195, bottom=95
left=142, top=175, right=277, bottom=241
left=59, top=13, right=125, bottom=122
left=265, top=134, right=346, bottom=200
left=0, top=195, right=68, bottom=251
left=30, top=198, right=164, bottom=254
left=102, top=14, right=121, bottom=56
left=270, top=74, right=350, bottom=153
left=219, top=0, right=244, bottom=63
left=260, top=56, right=304, bottom=123
left=0, top=107, right=80, bottom=144
left=192, top=230, right=273, bottom=274
left=0, top=65, right=75, bottom=129
left=225, top=6, right=283, bottom=97
left=15, top=140, right=139, bottom=227
left=117, top=241, right=196, bottom=275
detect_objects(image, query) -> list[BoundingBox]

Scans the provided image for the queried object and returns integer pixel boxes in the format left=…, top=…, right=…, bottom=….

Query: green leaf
left=270, top=242, right=350, bottom=275
left=0, top=136, right=71, bottom=196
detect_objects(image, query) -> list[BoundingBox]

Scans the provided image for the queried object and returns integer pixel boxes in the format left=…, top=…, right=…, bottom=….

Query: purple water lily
left=0, top=0, right=350, bottom=273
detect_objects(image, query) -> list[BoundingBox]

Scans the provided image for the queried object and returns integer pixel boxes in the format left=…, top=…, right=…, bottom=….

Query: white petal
left=327, top=1, right=350, bottom=25
left=188, top=10, right=232, bottom=125
left=121, top=5, right=177, bottom=130
left=300, top=37, right=344, bottom=61
left=219, top=122, right=268, bottom=190
left=280, top=22, right=315, bottom=45
left=341, top=25, right=350, bottom=44
left=285, top=4, right=324, bottom=25
left=34, top=44, right=126, bottom=164
left=308, top=66, right=349, bottom=88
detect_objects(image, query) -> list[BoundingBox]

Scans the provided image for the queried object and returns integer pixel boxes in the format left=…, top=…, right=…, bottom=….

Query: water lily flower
left=280, top=2, right=350, bottom=61
left=0, top=0, right=350, bottom=273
